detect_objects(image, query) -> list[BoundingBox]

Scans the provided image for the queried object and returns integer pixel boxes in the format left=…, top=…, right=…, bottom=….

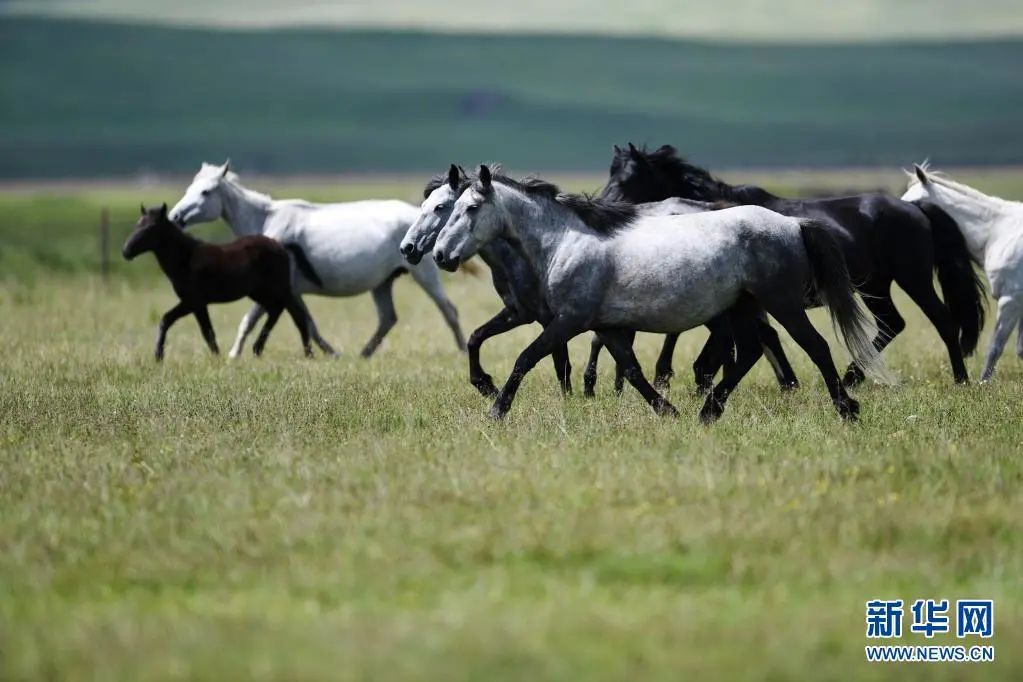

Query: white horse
left=169, top=162, right=466, bottom=358
left=903, top=164, right=1023, bottom=380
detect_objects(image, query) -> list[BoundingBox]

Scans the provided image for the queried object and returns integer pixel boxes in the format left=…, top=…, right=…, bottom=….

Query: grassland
left=1, top=171, right=1022, bottom=680
left=3, top=17, right=1023, bottom=178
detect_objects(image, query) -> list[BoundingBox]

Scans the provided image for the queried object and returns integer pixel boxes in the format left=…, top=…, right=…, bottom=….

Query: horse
left=579, top=194, right=800, bottom=396
left=400, top=164, right=573, bottom=396
left=122, top=203, right=313, bottom=360
left=903, top=164, right=1019, bottom=380
left=432, top=166, right=882, bottom=423
left=601, top=144, right=986, bottom=387
left=399, top=166, right=737, bottom=398
left=168, top=161, right=466, bottom=359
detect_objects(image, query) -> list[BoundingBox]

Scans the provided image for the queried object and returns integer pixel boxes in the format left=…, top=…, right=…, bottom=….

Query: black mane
left=479, top=172, right=637, bottom=236
left=638, top=145, right=775, bottom=204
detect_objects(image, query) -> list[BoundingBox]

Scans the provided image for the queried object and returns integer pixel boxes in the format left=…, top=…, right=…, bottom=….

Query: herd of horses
left=122, top=145, right=1023, bottom=423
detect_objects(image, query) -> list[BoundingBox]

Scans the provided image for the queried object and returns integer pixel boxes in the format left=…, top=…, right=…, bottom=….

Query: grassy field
left=1, top=171, right=1022, bottom=680
left=3, top=18, right=1023, bottom=178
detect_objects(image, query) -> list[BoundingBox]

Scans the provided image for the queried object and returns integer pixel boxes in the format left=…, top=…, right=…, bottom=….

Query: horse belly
left=599, top=281, right=741, bottom=333
left=299, top=223, right=405, bottom=295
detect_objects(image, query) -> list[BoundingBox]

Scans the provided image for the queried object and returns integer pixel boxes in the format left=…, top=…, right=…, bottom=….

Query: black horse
left=123, top=203, right=318, bottom=360
left=600, top=144, right=985, bottom=386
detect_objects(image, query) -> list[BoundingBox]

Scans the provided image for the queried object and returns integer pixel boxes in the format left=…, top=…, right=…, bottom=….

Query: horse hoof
left=838, top=398, right=860, bottom=421
left=488, top=405, right=508, bottom=420
left=699, top=396, right=724, bottom=424
left=656, top=402, right=680, bottom=418
left=653, top=377, right=672, bottom=391
left=471, top=375, right=499, bottom=398
left=780, top=381, right=800, bottom=392
left=698, top=406, right=722, bottom=425
left=841, top=370, right=865, bottom=388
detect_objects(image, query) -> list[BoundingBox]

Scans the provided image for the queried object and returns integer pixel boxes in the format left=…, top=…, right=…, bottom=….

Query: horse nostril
left=400, top=242, right=413, bottom=256
left=434, top=251, right=443, bottom=263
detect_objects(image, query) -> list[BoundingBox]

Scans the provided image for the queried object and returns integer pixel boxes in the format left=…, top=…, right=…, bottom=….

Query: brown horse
left=123, top=203, right=316, bottom=361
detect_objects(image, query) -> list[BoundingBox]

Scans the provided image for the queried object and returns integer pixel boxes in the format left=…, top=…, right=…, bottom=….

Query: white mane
left=907, top=161, right=1012, bottom=206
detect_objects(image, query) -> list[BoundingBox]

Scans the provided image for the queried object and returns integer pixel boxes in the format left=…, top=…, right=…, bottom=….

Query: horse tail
left=283, top=243, right=324, bottom=289
left=458, top=258, right=482, bottom=277
left=798, top=219, right=891, bottom=383
left=915, top=199, right=986, bottom=356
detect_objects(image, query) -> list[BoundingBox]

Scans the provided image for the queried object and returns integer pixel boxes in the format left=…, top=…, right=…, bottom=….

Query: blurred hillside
left=1, top=17, right=1022, bottom=178
left=6, top=0, right=1023, bottom=41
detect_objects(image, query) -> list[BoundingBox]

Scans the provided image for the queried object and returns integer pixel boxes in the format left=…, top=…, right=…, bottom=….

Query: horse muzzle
left=433, top=249, right=460, bottom=272
left=399, top=240, right=424, bottom=265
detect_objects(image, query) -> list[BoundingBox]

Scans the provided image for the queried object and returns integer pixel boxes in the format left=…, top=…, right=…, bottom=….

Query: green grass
left=3, top=17, right=1023, bottom=178
left=1, top=174, right=1022, bottom=680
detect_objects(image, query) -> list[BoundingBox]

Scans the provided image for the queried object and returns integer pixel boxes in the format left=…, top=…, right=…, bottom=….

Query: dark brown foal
left=123, top=203, right=314, bottom=361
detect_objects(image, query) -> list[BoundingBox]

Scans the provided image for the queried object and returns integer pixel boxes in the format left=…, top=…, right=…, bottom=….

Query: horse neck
left=668, top=171, right=774, bottom=205
left=220, top=179, right=272, bottom=236
left=927, top=182, right=1004, bottom=257
left=153, top=230, right=199, bottom=281
left=499, top=189, right=583, bottom=273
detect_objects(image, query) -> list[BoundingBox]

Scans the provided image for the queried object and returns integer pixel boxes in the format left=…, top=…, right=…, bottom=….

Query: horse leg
left=598, top=329, right=679, bottom=417
left=154, top=302, right=191, bottom=362
left=193, top=305, right=220, bottom=356
left=409, top=262, right=466, bottom=351
left=551, top=344, right=573, bottom=395
left=756, top=316, right=799, bottom=391
left=229, top=304, right=266, bottom=359
left=897, top=274, right=969, bottom=384
left=842, top=287, right=905, bottom=387
left=767, top=303, right=859, bottom=421
left=653, top=333, right=680, bottom=390
left=467, top=307, right=531, bottom=398
left=285, top=297, right=315, bottom=358
left=490, top=316, right=584, bottom=419
left=698, top=312, right=764, bottom=425
left=252, top=306, right=284, bottom=357
left=294, top=296, right=337, bottom=357
left=613, top=330, right=636, bottom=395
left=1016, top=317, right=1023, bottom=359
left=692, top=321, right=734, bottom=395
left=981, top=295, right=1023, bottom=381
left=583, top=334, right=603, bottom=397
left=360, top=278, right=399, bottom=358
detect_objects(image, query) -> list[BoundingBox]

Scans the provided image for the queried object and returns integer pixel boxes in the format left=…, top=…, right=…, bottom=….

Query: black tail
left=799, top=219, right=888, bottom=381
left=914, top=199, right=986, bottom=356
left=284, top=243, right=324, bottom=289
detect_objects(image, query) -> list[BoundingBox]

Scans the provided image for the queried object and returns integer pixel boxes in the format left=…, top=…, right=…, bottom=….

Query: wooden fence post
left=100, top=207, right=110, bottom=281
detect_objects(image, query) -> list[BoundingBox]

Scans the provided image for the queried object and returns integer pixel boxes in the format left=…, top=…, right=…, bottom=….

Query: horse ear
left=627, top=142, right=640, bottom=157
left=140, top=203, right=146, bottom=216
left=159, top=202, right=168, bottom=216
left=221, top=159, right=231, bottom=178
left=914, top=164, right=928, bottom=185
left=612, top=144, right=622, bottom=155
left=479, top=164, right=492, bottom=189
left=447, top=164, right=460, bottom=189
left=657, top=144, right=677, bottom=155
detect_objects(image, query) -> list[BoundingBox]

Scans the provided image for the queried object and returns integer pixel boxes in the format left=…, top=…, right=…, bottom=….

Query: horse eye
left=466, top=204, right=480, bottom=212
left=434, top=204, right=447, bottom=213
left=201, top=189, right=211, bottom=196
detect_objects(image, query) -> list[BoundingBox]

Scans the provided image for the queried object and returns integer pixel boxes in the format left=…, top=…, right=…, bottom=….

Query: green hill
left=1, top=18, right=1022, bottom=178
left=6, top=0, right=1023, bottom=41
